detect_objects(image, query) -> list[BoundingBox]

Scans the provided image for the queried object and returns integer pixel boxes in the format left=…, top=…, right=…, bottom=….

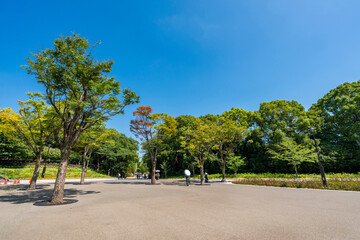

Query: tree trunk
left=80, top=158, right=86, bottom=185
left=151, top=158, right=156, bottom=184
left=97, top=158, right=100, bottom=171
left=200, top=164, right=204, bottom=185
left=27, top=151, right=42, bottom=190
left=80, top=147, right=89, bottom=185
left=50, top=147, right=71, bottom=204
left=312, top=134, right=327, bottom=187
left=294, top=163, right=298, bottom=178
left=220, top=148, right=226, bottom=182
left=221, top=162, right=226, bottom=182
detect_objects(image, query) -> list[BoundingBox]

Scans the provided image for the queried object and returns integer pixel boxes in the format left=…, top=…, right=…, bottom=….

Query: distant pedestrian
left=205, top=172, right=209, bottom=183
left=184, top=169, right=191, bottom=186
left=118, top=173, right=121, bottom=180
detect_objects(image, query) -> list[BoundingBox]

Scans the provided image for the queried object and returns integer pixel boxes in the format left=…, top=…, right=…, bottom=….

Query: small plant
left=280, top=182, right=287, bottom=187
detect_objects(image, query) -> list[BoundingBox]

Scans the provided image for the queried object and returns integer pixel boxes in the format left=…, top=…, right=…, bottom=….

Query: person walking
left=205, top=172, right=209, bottom=183
left=184, top=169, right=191, bottom=186
left=118, top=173, right=121, bottom=180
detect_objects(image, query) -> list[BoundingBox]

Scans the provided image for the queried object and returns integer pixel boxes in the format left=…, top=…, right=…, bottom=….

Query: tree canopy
left=22, top=34, right=139, bottom=203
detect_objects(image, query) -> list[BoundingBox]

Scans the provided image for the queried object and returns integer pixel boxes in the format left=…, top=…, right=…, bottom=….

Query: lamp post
left=41, top=144, right=51, bottom=178
left=309, top=127, right=327, bottom=187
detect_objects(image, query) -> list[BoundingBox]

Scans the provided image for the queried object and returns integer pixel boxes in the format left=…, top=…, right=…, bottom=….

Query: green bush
left=233, top=178, right=360, bottom=191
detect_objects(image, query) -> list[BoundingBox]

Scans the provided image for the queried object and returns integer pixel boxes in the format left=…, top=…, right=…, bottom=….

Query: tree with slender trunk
left=0, top=93, right=55, bottom=190
left=130, top=106, right=176, bottom=184
left=160, top=159, right=169, bottom=179
left=267, top=137, right=316, bottom=178
left=212, top=116, right=248, bottom=182
left=227, top=153, right=246, bottom=177
left=180, top=118, right=216, bottom=185
left=23, top=34, right=139, bottom=204
left=75, top=126, right=116, bottom=184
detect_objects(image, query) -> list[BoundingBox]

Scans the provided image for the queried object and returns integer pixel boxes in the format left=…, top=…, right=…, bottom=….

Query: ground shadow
left=65, top=182, right=98, bottom=186
left=104, top=179, right=212, bottom=187
left=104, top=180, right=152, bottom=185
left=0, top=184, right=51, bottom=191
left=34, top=199, right=79, bottom=206
left=0, top=187, right=100, bottom=205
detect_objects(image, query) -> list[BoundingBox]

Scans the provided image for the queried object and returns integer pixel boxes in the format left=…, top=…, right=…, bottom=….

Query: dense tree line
left=140, top=81, right=360, bottom=181
left=0, top=33, right=359, bottom=192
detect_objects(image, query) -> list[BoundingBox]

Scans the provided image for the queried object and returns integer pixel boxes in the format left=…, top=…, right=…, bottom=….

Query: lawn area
left=0, top=165, right=111, bottom=179
left=206, top=172, right=360, bottom=180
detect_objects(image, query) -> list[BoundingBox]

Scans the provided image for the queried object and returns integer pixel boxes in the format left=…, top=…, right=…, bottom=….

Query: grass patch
left=233, top=178, right=360, bottom=191
left=208, top=172, right=360, bottom=179
left=0, top=165, right=110, bottom=179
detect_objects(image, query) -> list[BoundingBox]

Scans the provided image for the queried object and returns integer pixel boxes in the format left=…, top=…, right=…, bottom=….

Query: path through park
left=0, top=179, right=359, bottom=239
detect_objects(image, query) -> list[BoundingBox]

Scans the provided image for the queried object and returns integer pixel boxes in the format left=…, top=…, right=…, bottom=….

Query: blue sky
left=1, top=0, right=360, bottom=139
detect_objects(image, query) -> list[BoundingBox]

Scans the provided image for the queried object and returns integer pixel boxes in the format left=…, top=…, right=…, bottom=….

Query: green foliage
left=0, top=93, right=55, bottom=159
left=312, top=80, right=360, bottom=172
left=23, top=33, right=139, bottom=150
left=222, top=107, right=252, bottom=127
left=180, top=118, right=215, bottom=166
left=139, top=161, right=149, bottom=173
left=92, top=132, right=139, bottom=177
left=0, top=133, right=34, bottom=161
left=180, top=118, right=217, bottom=183
left=227, top=154, right=246, bottom=176
left=256, top=100, right=311, bottom=139
left=267, top=137, right=316, bottom=176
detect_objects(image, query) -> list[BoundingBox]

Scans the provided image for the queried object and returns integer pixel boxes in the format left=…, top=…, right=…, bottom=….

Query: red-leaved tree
left=130, top=106, right=176, bottom=184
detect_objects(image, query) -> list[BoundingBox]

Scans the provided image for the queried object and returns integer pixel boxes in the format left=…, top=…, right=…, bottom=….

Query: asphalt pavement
left=0, top=178, right=359, bottom=240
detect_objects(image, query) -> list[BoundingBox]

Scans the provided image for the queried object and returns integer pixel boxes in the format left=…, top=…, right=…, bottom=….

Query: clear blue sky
left=1, top=0, right=360, bottom=139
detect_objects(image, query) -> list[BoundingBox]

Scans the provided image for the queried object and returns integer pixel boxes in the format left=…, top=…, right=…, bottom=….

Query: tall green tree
left=222, top=107, right=252, bottom=128
left=312, top=80, right=360, bottom=172
left=252, top=100, right=315, bottom=172
left=212, top=116, right=248, bottom=181
left=180, top=118, right=216, bottom=185
left=23, top=34, right=139, bottom=203
left=0, top=93, right=55, bottom=190
left=256, top=100, right=311, bottom=141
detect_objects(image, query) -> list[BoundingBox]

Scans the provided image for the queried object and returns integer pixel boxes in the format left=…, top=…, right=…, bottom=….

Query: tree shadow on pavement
left=104, top=180, right=152, bottom=185
left=104, top=179, right=211, bottom=187
left=65, top=182, right=98, bottom=186
left=0, top=187, right=100, bottom=205
left=160, top=180, right=190, bottom=186
left=0, top=184, right=50, bottom=191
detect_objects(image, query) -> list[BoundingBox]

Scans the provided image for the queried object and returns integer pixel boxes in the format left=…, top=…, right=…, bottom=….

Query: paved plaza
left=0, top=179, right=359, bottom=240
